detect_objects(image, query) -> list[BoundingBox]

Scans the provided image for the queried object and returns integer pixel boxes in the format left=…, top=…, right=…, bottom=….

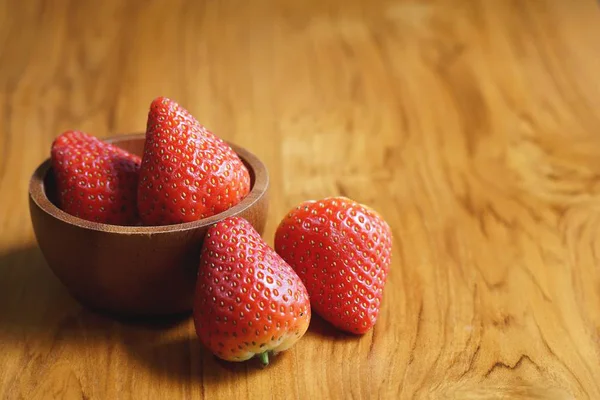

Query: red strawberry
left=50, top=130, right=141, bottom=225
left=193, top=217, right=311, bottom=366
left=137, top=97, right=251, bottom=226
left=274, top=197, right=392, bottom=334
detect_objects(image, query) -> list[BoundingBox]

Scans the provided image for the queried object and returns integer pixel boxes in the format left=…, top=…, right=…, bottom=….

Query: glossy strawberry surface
left=138, top=97, right=251, bottom=226
left=274, top=197, right=392, bottom=334
left=193, top=217, right=311, bottom=364
left=50, top=130, right=141, bottom=225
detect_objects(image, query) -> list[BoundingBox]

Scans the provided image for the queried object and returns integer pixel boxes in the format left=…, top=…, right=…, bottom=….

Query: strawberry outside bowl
left=28, top=133, right=269, bottom=316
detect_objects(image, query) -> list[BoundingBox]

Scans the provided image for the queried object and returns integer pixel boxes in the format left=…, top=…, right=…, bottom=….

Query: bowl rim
left=28, top=133, right=269, bottom=234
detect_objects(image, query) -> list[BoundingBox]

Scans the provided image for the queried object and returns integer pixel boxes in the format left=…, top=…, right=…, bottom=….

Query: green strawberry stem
left=259, top=352, right=269, bottom=366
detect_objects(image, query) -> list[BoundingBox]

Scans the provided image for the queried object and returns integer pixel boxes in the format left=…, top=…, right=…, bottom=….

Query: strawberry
left=274, top=196, right=392, bottom=334
left=193, top=217, right=311, bottom=366
left=137, top=97, right=251, bottom=226
left=50, top=130, right=141, bottom=225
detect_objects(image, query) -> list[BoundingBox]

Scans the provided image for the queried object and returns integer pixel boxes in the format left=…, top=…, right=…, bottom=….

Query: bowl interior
left=43, top=134, right=258, bottom=215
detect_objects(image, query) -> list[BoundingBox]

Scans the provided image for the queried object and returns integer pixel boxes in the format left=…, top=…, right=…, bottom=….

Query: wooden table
left=2, top=0, right=600, bottom=398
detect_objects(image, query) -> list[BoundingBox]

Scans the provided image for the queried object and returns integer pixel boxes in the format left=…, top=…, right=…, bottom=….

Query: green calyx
left=259, top=352, right=269, bottom=367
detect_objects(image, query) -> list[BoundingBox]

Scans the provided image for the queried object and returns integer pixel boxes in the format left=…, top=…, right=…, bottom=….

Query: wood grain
left=2, top=0, right=600, bottom=398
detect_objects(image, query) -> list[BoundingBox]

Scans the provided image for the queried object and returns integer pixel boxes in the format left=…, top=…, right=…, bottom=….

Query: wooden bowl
left=28, top=133, right=269, bottom=316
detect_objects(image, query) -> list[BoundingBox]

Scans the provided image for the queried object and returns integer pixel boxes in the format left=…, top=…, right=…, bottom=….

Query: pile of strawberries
left=50, top=97, right=393, bottom=366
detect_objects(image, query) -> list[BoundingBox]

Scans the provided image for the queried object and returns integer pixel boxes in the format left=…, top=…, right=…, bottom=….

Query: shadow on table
left=0, top=244, right=189, bottom=340
left=0, top=244, right=80, bottom=337
left=306, top=313, right=361, bottom=341
left=124, top=335, right=277, bottom=383
left=123, top=314, right=357, bottom=383
left=0, top=245, right=358, bottom=383
left=0, top=244, right=266, bottom=382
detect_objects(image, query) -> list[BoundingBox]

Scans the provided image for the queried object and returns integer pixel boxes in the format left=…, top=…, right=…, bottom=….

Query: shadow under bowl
left=28, top=133, right=269, bottom=316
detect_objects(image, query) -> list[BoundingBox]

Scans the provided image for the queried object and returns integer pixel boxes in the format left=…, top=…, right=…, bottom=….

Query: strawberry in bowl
left=138, top=97, right=251, bottom=226
left=50, top=130, right=141, bottom=225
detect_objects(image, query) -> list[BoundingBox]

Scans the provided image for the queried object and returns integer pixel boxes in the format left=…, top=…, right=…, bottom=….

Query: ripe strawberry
left=274, top=197, right=392, bottom=334
left=137, top=97, right=251, bottom=226
left=50, top=130, right=141, bottom=225
left=193, top=217, right=311, bottom=366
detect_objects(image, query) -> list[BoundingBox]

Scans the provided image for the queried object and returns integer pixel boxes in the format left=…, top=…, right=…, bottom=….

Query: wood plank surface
left=2, top=0, right=600, bottom=398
